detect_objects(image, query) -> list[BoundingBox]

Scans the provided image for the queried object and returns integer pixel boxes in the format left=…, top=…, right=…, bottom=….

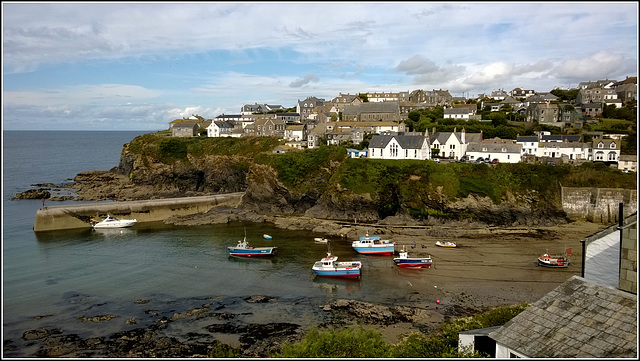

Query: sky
left=2, top=1, right=638, bottom=131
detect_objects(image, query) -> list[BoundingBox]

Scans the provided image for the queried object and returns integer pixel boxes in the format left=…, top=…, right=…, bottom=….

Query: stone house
left=254, top=117, right=286, bottom=137
left=576, top=86, right=617, bottom=105
left=241, top=103, right=284, bottom=115
left=580, top=102, right=603, bottom=120
left=297, top=97, right=326, bottom=120
left=525, top=103, right=560, bottom=126
left=341, top=102, right=401, bottom=122
left=171, top=122, right=199, bottom=137
left=330, top=93, right=363, bottom=113
left=407, top=89, right=453, bottom=107
left=614, top=80, right=637, bottom=105
left=368, top=132, right=431, bottom=160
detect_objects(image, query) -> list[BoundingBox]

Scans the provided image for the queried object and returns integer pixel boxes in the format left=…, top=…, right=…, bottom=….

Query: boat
left=538, top=253, right=569, bottom=268
left=228, top=235, right=277, bottom=257
left=435, top=240, right=458, bottom=248
left=263, top=234, right=272, bottom=240
left=314, top=237, right=329, bottom=243
left=351, top=232, right=395, bottom=255
left=90, top=215, right=137, bottom=229
left=312, top=251, right=362, bottom=278
left=393, top=247, right=432, bottom=269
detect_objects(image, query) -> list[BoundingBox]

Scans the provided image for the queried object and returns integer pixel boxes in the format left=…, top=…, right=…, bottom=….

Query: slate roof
left=431, top=131, right=482, bottom=145
left=342, top=102, right=400, bottom=115
left=369, top=133, right=427, bottom=150
left=541, top=134, right=581, bottom=142
left=490, top=276, right=637, bottom=358
left=516, top=136, right=539, bottom=142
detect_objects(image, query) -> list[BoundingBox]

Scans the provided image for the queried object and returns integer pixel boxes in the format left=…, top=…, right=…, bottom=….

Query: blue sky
left=2, top=1, right=638, bottom=131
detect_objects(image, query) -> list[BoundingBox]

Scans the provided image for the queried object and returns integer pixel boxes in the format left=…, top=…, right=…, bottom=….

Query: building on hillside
left=580, top=102, right=603, bottom=120
left=241, top=103, right=284, bottom=115
left=207, top=120, right=236, bottom=138
left=465, top=142, right=522, bottom=163
left=537, top=141, right=591, bottom=162
left=614, top=82, right=637, bottom=105
left=346, top=148, right=368, bottom=158
left=576, top=86, right=617, bottom=105
left=407, top=89, right=453, bottom=107
left=254, top=117, right=286, bottom=137
left=368, top=132, right=431, bottom=160
left=342, top=102, right=401, bottom=122
left=509, top=88, right=536, bottom=98
left=525, top=103, right=560, bottom=126
left=364, top=91, right=409, bottom=103
left=429, top=128, right=482, bottom=160
left=592, top=138, right=620, bottom=163
left=618, top=154, right=637, bottom=173
left=444, top=107, right=473, bottom=119
left=297, top=97, right=326, bottom=120
left=172, top=122, right=199, bottom=137
left=284, top=124, right=306, bottom=142
left=516, top=135, right=540, bottom=156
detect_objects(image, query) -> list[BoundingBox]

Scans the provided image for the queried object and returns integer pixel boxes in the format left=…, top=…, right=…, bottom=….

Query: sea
left=2, top=131, right=428, bottom=355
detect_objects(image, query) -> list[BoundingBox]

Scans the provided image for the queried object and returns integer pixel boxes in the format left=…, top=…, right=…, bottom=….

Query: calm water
left=2, top=131, right=425, bottom=351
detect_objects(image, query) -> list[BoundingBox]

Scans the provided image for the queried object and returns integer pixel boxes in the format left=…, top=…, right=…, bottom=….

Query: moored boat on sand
left=538, top=253, right=569, bottom=268
left=435, top=240, right=458, bottom=248
left=393, top=247, right=432, bottom=269
left=352, top=232, right=395, bottom=255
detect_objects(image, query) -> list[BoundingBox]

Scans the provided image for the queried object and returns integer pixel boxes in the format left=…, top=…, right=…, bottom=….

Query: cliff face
left=71, top=143, right=570, bottom=227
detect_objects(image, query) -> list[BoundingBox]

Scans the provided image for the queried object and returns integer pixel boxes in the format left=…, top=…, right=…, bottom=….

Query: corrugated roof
left=490, top=276, right=637, bottom=358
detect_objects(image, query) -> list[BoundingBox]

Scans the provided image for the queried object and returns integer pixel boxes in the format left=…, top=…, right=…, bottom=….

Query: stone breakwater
left=33, top=193, right=243, bottom=232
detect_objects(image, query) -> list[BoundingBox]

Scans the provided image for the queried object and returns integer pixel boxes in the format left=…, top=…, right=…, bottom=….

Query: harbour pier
left=33, top=193, right=244, bottom=232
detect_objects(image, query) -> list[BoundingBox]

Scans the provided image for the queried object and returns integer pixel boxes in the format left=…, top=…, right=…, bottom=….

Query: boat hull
left=227, top=247, right=276, bottom=257
left=93, top=221, right=136, bottom=229
left=537, top=259, right=569, bottom=268
left=394, top=259, right=432, bottom=268
left=352, top=246, right=395, bottom=255
left=312, top=269, right=361, bottom=278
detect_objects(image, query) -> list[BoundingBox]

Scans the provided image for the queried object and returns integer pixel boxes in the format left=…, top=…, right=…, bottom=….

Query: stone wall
left=33, top=193, right=243, bottom=232
left=561, top=187, right=637, bottom=223
left=619, top=214, right=637, bottom=294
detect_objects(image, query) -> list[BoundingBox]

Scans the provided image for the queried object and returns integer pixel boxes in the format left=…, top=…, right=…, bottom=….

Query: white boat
left=263, top=234, right=273, bottom=240
left=312, top=252, right=362, bottom=278
left=91, top=215, right=137, bottom=229
left=314, top=237, right=329, bottom=243
left=435, top=240, right=458, bottom=248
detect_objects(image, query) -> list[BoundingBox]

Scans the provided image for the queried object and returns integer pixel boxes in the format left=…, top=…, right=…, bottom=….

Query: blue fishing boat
left=393, top=246, right=432, bottom=269
left=351, top=232, right=395, bottom=255
left=312, top=252, right=362, bottom=278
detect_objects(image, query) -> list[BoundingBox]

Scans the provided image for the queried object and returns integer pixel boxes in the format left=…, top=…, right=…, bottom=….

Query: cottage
left=465, top=142, right=522, bottom=163
left=444, top=107, right=473, bottom=119
left=254, top=117, right=286, bottom=137
left=490, top=276, right=637, bottom=358
left=592, top=138, right=620, bottom=163
left=207, top=120, right=235, bottom=138
left=368, top=132, right=430, bottom=160
left=172, top=122, right=199, bottom=137
left=618, top=154, right=637, bottom=173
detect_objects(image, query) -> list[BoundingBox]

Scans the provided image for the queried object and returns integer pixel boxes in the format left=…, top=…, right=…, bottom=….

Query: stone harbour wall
left=562, top=187, right=637, bottom=223
left=33, top=193, right=244, bottom=232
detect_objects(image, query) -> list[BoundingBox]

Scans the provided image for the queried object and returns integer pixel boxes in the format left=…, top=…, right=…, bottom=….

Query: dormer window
left=610, top=143, right=616, bottom=149
left=598, top=142, right=604, bottom=149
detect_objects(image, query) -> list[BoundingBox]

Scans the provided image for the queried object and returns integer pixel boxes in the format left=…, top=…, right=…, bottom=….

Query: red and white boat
left=538, top=249, right=571, bottom=268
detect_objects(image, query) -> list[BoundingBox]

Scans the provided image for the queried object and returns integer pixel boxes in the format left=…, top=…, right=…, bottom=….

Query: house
left=540, top=134, right=581, bottom=143
left=363, top=91, right=409, bottom=103
left=297, top=97, right=326, bottom=119
left=509, top=88, right=536, bottom=98
left=537, top=141, right=591, bottom=162
left=342, top=102, right=401, bottom=122
left=490, top=89, right=508, bottom=100
left=465, top=142, right=522, bottom=163
left=171, top=122, right=199, bottom=137
left=618, top=154, right=637, bottom=173
left=407, top=89, right=453, bottom=107
left=525, top=103, right=560, bottom=126
left=576, top=86, right=617, bottom=105
left=284, top=124, right=306, bottom=142
left=614, top=81, right=637, bottom=105
left=207, top=120, right=235, bottom=138
left=489, top=275, right=637, bottom=358
left=429, top=128, right=483, bottom=160
left=580, top=102, right=603, bottom=120
left=368, top=132, right=431, bottom=160
left=444, top=107, right=473, bottom=120
left=254, top=117, right=286, bottom=137
left=591, top=137, right=620, bottom=163
left=516, top=135, right=539, bottom=156
left=330, top=93, right=362, bottom=113
left=241, top=103, right=284, bottom=115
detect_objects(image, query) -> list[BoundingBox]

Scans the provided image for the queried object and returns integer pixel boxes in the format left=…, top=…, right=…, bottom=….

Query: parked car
left=491, top=158, right=499, bottom=164
left=432, top=157, right=440, bottom=163
left=475, top=157, right=485, bottom=163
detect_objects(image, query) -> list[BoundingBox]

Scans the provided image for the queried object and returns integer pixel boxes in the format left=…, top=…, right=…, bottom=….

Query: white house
left=591, top=138, right=620, bottom=163
left=515, top=135, right=539, bottom=156
left=537, top=141, right=591, bottom=161
left=618, top=154, right=637, bottom=172
left=429, top=128, right=482, bottom=160
left=207, top=121, right=236, bottom=137
left=284, top=124, right=306, bottom=142
left=465, top=142, right=522, bottom=163
left=368, top=132, right=430, bottom=160
left=444, top=108, right=472, bottom=120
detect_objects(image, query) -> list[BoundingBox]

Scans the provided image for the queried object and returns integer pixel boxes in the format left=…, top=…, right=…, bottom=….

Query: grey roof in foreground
left=369, top=133, right=427, bottom=150
left=490, top=276, right=637, bottom=358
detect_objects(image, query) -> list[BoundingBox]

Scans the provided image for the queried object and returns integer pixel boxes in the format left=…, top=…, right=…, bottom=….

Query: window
left=608, top=152, right=617, bottom=161
left=390, top=143, right=398, bottom=157
left=610, top=143, right=616, bottom=149
left=598, top=142, right=604, bottom=149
